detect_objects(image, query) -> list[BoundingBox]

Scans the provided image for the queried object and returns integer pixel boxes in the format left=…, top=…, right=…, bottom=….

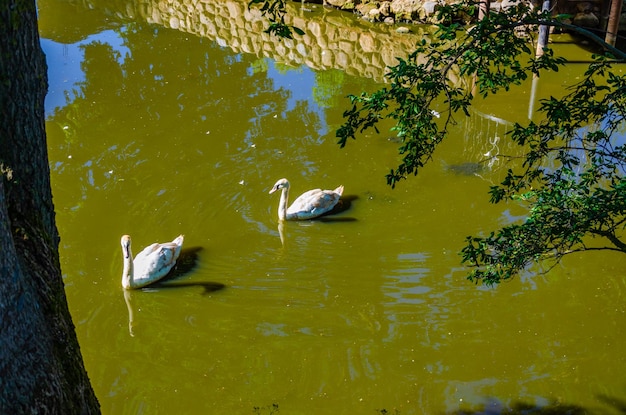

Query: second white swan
left=121, top=234, right=184, bottom=289
left=269, top=178, right=344, bottom=221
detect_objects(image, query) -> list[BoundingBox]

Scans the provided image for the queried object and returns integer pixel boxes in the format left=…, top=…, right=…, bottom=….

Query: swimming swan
left=269, top=178, right=344, bottom=221
left=121, top=234, right=184, bottom=289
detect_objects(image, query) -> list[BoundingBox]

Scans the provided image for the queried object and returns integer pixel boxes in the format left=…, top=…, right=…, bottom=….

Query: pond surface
left=38, top=0, right=626, bottom=414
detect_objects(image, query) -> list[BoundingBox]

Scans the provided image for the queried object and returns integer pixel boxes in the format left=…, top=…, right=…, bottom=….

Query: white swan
left=121, top=234, right=184, bottom=289
left=269, top=178, right=344, bottom=221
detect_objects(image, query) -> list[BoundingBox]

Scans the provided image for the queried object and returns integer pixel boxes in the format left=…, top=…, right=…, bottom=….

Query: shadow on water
left=598, top=394, right=626, bottom=414
left=315, top=194, right=359, bottom=222
left=437, top=395, right=626, bottom=415
left=160, top=246, right=204, bottom=281
left=147, top=280, right=226, bottom=295
left=255, top=396, right=626, bottom=415
left=148, top=246, right=227, bottom=294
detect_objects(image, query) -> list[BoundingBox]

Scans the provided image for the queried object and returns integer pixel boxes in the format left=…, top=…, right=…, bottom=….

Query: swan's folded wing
left=133, top=244, right=178, bottom=281
left=287, top=189, right=341, bottom=218
left=134, top=243, right=159, bottom=261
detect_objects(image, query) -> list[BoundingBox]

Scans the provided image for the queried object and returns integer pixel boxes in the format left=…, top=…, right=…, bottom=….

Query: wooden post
left=530, top=0, right=551, bottom=118
left=478, top=0, right=490, bottom=20
left=535, top=0, right=551, bottom=58
left=605, top=0, right=623, bottom=46
left=474, top=0, right=490, bottom=100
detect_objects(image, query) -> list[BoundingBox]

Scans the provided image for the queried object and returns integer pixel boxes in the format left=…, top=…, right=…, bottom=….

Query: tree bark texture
left=0, top=0, right=100, bottom=413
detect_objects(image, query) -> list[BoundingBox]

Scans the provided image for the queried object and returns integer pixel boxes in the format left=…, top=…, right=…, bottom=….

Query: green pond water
left=38, top=0, right=626, bottom=413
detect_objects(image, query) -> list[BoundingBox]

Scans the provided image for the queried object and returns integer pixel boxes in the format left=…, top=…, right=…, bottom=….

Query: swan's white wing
left=134, top=246, right=176, bottom=281
left=134, top=243, right=159, bottom=260
left=287, top=188, right=342, bottom=220
left=133, top=237, right=183, bottom=283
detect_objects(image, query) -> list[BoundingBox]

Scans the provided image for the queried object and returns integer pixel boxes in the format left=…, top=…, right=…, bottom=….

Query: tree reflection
left=443, top=398, right=587, bottom=414
left=45, top=20, right=314, bottom=216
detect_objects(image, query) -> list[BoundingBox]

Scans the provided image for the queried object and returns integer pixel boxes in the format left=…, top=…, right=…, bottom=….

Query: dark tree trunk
left=0, top=0, right=100, bottom=413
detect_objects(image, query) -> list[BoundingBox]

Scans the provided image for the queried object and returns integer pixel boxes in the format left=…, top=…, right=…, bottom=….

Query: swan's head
left=269, top=178, right=289, bottom=194
left=121, top=235, right=131, bottom=258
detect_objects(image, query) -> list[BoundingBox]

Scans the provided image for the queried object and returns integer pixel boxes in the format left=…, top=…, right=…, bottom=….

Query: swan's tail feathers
left=334, top=185, right=344, bottom=196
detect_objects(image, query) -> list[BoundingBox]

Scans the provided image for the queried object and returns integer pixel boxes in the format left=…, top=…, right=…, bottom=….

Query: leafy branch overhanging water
left=251, top=0, right=626, bottom=285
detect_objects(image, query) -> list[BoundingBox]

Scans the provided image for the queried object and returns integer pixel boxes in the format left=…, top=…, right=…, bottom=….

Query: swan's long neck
left=278, top=186, right=289, bottom=221
left=122, top=245, right=134, bottom=289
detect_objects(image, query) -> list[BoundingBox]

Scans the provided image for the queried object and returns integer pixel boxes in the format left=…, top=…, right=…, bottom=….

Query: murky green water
left=39, top=0, right=626, bottom=413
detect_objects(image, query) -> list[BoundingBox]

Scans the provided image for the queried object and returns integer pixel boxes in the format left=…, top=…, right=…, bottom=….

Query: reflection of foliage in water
left=253, top=403, right=279, bottom=414
left=329, top=0, right=626, bottom=285
left=46, top=22, right=305, bottom=214
left=249, top=58, right=270, bottom=75
left=313, top=70, right=346, bottom=109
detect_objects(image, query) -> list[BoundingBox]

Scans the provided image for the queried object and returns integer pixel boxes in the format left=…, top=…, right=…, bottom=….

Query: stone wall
left=331, top=0, right=625, bottom=32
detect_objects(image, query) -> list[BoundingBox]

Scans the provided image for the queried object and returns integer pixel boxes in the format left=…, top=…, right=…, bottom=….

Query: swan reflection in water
left=123, top=246, right=225, bottom=336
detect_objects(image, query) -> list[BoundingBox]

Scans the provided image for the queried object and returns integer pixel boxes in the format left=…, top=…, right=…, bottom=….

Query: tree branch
left=589, top=229, right=626, bottom=251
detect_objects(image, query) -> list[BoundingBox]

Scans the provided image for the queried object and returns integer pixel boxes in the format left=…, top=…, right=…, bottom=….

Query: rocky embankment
left=316, top=0, right=622, bottom=31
